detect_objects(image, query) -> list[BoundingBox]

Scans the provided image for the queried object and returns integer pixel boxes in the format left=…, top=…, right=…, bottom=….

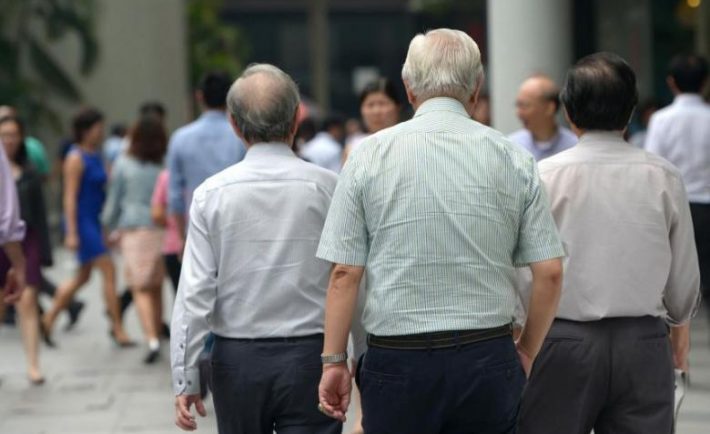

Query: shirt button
left=180, top=344, right=185, bottom=349
left=178, top=380, right=183, bottom=385
left=187, top=381, right=192, bottom=386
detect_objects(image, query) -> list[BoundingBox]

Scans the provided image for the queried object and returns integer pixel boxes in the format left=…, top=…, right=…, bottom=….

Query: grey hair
left=401, top=28, right=484, bottom=103
left=226, top=63, right=300, bottom=144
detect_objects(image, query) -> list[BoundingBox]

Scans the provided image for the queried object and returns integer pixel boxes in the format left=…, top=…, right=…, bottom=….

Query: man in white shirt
left=171, top=64, right=340, bottom=434
left=508, top=74, right=577, bottom=161
left=645, top=54, right=710, bottom=323
left=517, top=52, right=700, bottom=434
left=299, top=115, right=345, bottom=172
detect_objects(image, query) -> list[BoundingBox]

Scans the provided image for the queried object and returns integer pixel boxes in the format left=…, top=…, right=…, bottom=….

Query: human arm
left=171, top=193, right=216, bottom=430
left=664, top=178, right=701, bottom=372
left=0, top=146, right=26, bottom=302
left=517, top=259, right=563, bottom=376
left=318, top=264, right=365, bottom=422
left=513, top=160, right=566, bottom=376
left=100, top=157, right=124, bottom=233
left=62, top=153, right=83, bottom=250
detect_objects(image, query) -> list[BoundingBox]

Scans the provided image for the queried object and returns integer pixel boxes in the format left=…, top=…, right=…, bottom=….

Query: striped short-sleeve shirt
left=317, top=97, right=564, bottom=336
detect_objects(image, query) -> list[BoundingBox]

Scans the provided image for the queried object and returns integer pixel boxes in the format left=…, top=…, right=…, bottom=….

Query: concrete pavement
left=0, top=249, right=708, bottom=433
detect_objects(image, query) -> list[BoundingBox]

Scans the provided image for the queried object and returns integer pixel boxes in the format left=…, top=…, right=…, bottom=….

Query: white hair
left=227, top=63, right=300, bottom=144
left=401, top=28, right=484, bottom=103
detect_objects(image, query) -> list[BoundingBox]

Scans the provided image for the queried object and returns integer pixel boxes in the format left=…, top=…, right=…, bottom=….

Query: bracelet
left=321, top=352, right=348, bottom=364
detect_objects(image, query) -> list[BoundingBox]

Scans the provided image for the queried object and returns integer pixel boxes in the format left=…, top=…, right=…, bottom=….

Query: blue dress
left=73, top=147, right=108, bottom=264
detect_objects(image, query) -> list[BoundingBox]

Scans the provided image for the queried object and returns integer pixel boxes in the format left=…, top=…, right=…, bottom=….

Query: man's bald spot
left=234, top=72, right=288, bottom=113
left=520, top=75, right=559, bottom=102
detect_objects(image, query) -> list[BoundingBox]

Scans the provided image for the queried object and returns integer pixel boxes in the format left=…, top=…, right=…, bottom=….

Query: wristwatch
left=321, top=352, right=348, bottom=364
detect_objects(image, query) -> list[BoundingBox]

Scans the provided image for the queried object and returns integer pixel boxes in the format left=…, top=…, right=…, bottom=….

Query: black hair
left=0, top=116, right=28, bottom=166
left=110, top=123, right=127, bottom=137
left=72, top=107, right=104, bottom=143
left=668, top=54, right=708, bottom=93
left=359, top=78, right=401, bottom=107
left=560, top=52, right=638, bottom=131
left=321, top=114, right=345, bottom=132
left=139, top=101, right=167, bottom=119
left=199, top=71, right=232, bottom=108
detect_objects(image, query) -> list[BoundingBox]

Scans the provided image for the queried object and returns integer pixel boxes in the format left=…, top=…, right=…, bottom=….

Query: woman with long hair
left=102, top=115, right=167, bottom=363
left=42, top=108, right=132, bottom=346
left=0, top=116, right=51, bottom=384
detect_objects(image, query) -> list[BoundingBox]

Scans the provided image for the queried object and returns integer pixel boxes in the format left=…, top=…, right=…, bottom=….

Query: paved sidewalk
left=0, top=249, right=708, bottom=433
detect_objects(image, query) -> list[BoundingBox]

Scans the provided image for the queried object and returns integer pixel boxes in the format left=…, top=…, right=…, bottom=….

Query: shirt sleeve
left=167, top=136, right=186, bottom=215
left=0, top=146, right=26, bottom=244
left=512, top=160, right=565, bottom=266
left=316, top=151, right=368, bottom=266
left=170, top=192, right=217, bottom=395
left=663, top=176, right=701, bottom=325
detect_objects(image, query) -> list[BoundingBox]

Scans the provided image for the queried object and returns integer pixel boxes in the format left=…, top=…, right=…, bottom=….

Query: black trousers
left=164, top=254, right=181, bottom=294
left=358, top=335, right=525, bottom=434
left=211, top=334, right=341, bottom=434
left=517, top=317, right=674, bottom=434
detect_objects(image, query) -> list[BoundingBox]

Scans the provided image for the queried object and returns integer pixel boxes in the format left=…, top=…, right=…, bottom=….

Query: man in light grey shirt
left=171, top=64, right=340, bottom=434
left=316, top=29, right=564, bottom=433
left=517, top=53, right=700, bottom=434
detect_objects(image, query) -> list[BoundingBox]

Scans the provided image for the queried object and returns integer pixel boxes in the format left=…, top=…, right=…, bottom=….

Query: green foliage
left=188, top=0, right=249, bottom=88
left=0, top=0, right=98, bottom=131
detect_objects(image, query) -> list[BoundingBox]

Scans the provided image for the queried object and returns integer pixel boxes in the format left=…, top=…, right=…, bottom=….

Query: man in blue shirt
left=167, top=72, right=247, bottom=240
left=508, top=75, right=577, bottom=161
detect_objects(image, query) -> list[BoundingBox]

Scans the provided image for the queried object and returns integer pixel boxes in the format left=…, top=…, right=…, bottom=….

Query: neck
left=531, top=123, right=558, bottom=142
left=79, top=141, right=97, bottom=152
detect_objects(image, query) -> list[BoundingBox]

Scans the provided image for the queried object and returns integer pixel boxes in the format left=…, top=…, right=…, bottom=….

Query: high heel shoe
left=39, top=319, right=57, bottom=348
left=109, top=329, right=136, bottom=348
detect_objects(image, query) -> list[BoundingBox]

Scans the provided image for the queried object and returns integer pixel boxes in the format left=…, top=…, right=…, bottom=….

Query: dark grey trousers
left=517, top=316, right=674, bottom=434
left=211, top=334, right=342, bottom=434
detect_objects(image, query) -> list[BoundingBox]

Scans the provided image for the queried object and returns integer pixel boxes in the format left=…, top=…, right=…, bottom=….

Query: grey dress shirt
left=518, top=131, right=700, bottom=324
left=508, top=126, right=578, bottom=161
left=171, top=143, right=338, bottom=395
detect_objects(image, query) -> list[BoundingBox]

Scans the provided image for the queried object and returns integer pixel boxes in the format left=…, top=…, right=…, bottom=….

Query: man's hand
left=670, top=324, right=690, bottom=373
left=318, top=363, right=352, bottom=422
left=515, top=340, right=534, bottom=378
left=3, top=267, right=25, bottom=304
left=175, top=394, right=207, bottom=431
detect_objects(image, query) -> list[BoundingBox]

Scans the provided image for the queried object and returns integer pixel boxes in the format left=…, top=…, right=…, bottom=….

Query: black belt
left=367, top=324, right=512, bottom=350
left=216, top=333, right=323, bottom=343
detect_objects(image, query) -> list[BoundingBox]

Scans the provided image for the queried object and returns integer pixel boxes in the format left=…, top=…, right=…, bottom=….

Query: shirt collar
left=576, top=130, right=629, bottom=148
left=673, top=93, right=705, bottom=106
left=243, top=142, right=297, bottom=161
left=414, top=97, right=470, bottom=119
left=199, top=110, right=227, bottom=121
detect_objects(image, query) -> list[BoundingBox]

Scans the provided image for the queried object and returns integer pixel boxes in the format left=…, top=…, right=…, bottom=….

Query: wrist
left=321, top=351, right=348, bottom=365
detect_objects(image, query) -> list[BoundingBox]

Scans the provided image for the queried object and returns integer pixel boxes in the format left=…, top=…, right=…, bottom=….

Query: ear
left=403, top=79, right=417, bottom=107
left=228, top=113, right=248, bottom=144
left=470, top=77, right=483, bottom=107
left=666, top=76, right=680, bottom=95
left=562, top=107, right=583, bottom=137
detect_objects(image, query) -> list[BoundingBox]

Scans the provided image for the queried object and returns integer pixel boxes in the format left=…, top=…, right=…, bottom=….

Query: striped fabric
left=317, top=97, right=565, bottom=336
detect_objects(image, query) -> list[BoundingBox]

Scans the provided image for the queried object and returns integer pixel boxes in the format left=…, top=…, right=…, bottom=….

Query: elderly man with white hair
left=171, top=64, right=340, bottom=434
left=316, top=28, right=565, bottom=433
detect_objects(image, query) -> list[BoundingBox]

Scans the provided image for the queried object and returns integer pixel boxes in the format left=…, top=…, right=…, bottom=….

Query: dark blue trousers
left=211, top=335, right=342, bottom=434
left=357, top=335, right=525, bottom=434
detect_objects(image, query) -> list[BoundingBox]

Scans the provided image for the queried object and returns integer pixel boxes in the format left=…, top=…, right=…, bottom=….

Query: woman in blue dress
left=42, top=108, right=132, bottom=346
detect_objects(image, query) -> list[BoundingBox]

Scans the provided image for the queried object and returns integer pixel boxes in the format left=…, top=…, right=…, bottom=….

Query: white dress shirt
left=645, top=94, right=710, bottom=203
left=300, top=131, right=342, bottom=173
left=171, top=143, right=338, bottom=395
left=518, top=131, right=700, bottom=325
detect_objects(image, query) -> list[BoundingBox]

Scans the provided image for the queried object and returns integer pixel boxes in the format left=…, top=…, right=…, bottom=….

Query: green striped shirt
left=317, top=97, right=564, bottom=335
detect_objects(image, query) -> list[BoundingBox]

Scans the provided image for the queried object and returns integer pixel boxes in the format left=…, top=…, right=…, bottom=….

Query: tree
left=0, top=0, right=98, bottom=130
left=188, top=0, right=249, bottom=89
